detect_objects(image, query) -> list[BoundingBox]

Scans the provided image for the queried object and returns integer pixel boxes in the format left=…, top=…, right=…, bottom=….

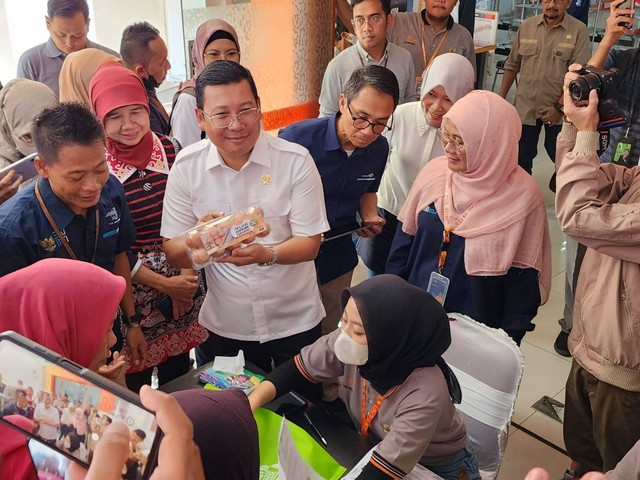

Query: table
left=475, top=44, right=498, bottom=90
left=160, top=362, right=374, bottom=470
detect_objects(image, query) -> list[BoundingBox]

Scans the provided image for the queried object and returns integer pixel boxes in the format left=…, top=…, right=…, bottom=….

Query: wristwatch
left=122, top=310, right=142, bottom=328
left=258, top=245, right=278, bottom=267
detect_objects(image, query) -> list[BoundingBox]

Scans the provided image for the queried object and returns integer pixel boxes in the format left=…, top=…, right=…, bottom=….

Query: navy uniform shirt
left=0, top=175, right=136, bottom=276
left=386, top=203, right=540, bottom=338
left=279, top=114, right=389, bottom=284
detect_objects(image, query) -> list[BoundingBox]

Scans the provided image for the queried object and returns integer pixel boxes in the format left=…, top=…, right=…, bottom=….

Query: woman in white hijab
left=357, top=53, right=475, bottom=275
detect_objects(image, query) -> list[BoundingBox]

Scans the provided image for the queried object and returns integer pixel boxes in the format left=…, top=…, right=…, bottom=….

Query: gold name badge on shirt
left=382, top=423, right=391, bottom=432
left=262, top=175, right=272, bottom=185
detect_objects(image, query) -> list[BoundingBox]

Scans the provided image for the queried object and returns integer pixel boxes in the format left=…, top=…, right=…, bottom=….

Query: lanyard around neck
left=35, top=180, right=99, bottom=264
left=360, top=379, right=398, bottom=437
left=421, top=21, right=450, bottom=72
left=358, top=45, right=389, bottom=69
left=437, top=177, right=474, bottom=272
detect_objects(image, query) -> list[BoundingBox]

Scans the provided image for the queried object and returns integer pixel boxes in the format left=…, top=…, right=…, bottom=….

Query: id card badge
left=415, top=75, right=423, bottom=101
left=613, top=135, right=634, bottom=167
left=427, top=271, right=450, bottom=305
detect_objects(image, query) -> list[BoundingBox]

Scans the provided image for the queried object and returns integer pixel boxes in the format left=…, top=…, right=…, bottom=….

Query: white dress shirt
left=161, top=132, right=330, bottom=342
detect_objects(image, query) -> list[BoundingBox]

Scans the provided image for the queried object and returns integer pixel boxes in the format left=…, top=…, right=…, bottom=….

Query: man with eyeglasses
left=319, top=0, right=414, bottom=117
left=280, top=65, right=398, bottom=336
left=498, top=0, right=589, bottom=176
left=161, top=61, right=330, bottom=376
left=388, top=0, right=477, bottom=89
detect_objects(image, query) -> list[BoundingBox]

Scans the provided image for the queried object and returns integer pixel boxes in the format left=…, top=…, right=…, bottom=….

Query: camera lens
left=569, top=73, right=602, bottom=101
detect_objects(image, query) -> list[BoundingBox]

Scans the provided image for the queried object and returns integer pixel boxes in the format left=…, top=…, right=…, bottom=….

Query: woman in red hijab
left=0, top=257, right=126, bottom=480
left=90, top=64, right=207, bottom=393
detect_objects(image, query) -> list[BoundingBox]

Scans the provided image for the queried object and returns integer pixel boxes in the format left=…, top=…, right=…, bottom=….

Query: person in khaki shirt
left=499, top=0, right=589, bottom=175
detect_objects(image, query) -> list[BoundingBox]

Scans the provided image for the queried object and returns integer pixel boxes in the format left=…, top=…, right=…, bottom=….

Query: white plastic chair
left=442, top=313, right=525, bottom=480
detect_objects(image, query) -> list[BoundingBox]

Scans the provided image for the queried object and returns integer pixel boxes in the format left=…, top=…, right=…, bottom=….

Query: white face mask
left=334, top=330, right=368, bottom=366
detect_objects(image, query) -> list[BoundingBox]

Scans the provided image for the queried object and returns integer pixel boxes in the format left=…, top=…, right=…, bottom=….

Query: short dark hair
left=342, top=65, right=400, bottom=108
left=195, top=60, right=259, bottom=110
left=33, top=103, right=104, bottom=163
left=120, top=22, right=160, bottom=68
left=47, top=0, right=89, bottom=21
left=351, top=0, right=391, bottom=16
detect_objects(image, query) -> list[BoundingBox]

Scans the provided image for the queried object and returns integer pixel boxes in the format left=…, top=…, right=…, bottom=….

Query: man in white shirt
left=33, top=392, right=60, bottom=444
left=319, top=0, right=415, bottom=117
left=161, top=61, right=330, bottom=374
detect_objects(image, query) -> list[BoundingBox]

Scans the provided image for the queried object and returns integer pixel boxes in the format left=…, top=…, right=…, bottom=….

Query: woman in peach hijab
left=387, top=90, right=551, bottom=345
left=59, top=48, right=121, bottom=106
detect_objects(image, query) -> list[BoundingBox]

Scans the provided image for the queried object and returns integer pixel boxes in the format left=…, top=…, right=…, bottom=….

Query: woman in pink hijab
left=387, top=90, right=552, bottom=345
left=0, top=258, right=126, bottom=480
left=170, top=19, right=241, bottom=147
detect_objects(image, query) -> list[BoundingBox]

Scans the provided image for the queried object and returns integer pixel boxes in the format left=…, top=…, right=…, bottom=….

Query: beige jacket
left=556, top=122, right=640, bottom=392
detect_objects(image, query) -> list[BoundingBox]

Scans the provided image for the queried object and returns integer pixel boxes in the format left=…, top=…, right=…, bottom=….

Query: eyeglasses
left=352, top=14, right=385, bottom=28
left=200, top=107, right=260, bottom=129
left=347, top=103, right=391, bottom=135
left=203, top=50, right=240, bottom=61
left=541, top=0, right=566, bottom=4
left=437, top=128, right=465, bottom=152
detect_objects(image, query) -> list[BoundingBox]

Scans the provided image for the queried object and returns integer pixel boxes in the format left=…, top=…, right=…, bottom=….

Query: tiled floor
left=351, top=132, right=574, bottom=479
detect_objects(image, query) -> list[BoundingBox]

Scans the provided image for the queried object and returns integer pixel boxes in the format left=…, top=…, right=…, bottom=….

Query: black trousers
left=125, top=352, right=192, bottom=394
left=518, top=120, right=562, bottom=174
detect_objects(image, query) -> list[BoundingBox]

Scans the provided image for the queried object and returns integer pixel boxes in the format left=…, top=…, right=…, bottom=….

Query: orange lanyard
left=438, top=177, right=474, bottom=272
left=360, top=380, right=397, bottom=437
left=35, top=180, right=99, bottom=263
left=421, top=22, right=449, bottom=72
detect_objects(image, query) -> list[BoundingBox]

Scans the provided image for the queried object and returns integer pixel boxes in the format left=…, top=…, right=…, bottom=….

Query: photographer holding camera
left=555, top=64, right=640, bottom=477
left=588, top=0, right=639, bottom=165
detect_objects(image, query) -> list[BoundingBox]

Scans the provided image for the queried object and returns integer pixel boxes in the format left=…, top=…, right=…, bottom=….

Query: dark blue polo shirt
left=279, top=114, right=389, bottom=284
left=0, top=175, right=136, bottom=276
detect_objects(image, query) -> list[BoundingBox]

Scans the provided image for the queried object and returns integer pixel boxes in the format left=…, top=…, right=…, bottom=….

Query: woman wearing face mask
left=357, top=54, right=475, bottom=276
left=248, top=274, right=480, bottom=480
left=387, top=90, right=552, bottom=345
left=0, top=79, right=57, bottom=203
left=90, top=64, right=208, bottom=393
left=0, top=258, right=127, bottom=480
left=170, top=19, right=241, bottom=148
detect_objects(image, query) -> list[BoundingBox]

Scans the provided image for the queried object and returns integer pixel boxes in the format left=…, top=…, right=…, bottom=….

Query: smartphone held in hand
left=0, top=331, right=162, bottom=479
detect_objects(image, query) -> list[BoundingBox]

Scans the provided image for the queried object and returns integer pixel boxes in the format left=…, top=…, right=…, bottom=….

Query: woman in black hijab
left=249, top=275, right=480, bottom=480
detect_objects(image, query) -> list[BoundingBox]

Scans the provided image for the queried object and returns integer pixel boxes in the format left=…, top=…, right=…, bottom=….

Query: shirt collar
left=325, top=113, right=369, bottom=156
left=421, top=9, right=454, bottom=31
left=205, top=131, right=272, bottom=170
left=44, top=38, right=99, bottom=59
left=355, top=41, right=389, bottom=65
left=37, top=178, right=85, bottom=228
left=538, top=12, right=570, bottom=29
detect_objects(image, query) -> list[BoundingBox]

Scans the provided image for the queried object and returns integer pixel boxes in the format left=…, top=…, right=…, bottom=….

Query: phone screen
left=0, top=337, right=158, bottom=477
left=28, top=438, right=71, bottom=479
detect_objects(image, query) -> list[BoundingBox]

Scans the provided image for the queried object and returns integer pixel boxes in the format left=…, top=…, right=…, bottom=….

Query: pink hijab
left=0, top=259, right=124, bottom=479
left=0, top=258, right=125, bottom=367
left=178, top=19, right=240, bottom=93
left=398, top=90, right=551, bottom=303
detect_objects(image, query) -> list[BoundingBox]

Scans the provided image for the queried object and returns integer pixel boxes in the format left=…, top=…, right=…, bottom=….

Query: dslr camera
left=568, top=65, right=626, bottom=129
left=569, top=66, right=618, bottom=101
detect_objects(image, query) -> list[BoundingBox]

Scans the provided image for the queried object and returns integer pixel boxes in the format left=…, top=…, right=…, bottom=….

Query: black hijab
left=342, top=274, right=461, bottom=402
left=172, top=388, right=259, bottom=480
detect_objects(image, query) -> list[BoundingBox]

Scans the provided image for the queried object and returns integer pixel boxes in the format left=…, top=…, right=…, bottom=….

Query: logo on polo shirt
left=39, top=235, right=57, bottom=252
left=357, top=173, right=376, bottom=181
left=105, top=207, right=120, bottom=227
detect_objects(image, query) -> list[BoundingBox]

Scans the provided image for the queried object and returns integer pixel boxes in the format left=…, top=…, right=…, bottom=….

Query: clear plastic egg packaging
left=183, top=206, right=269, bottom=269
